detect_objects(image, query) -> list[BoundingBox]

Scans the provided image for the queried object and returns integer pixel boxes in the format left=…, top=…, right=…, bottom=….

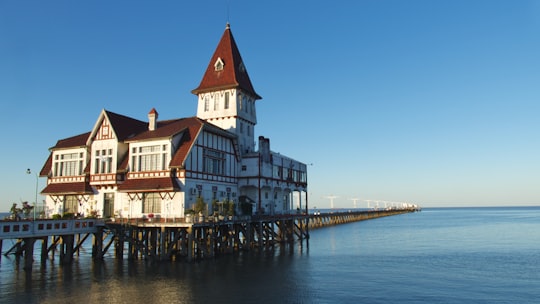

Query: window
left=64, top=195, right=78, bottom=214
left=213, top=96, right=218, bottom=110
left=300, top=171, right=307, bottom=183
left=54, top=152, right=84, bottom=177
left=131, top=144, right=168, bottom=172
left=273, top=165, right=282, bottom=178
left=103, top=193, right=114, bottom=218
left=204, top=149, right=225, bottom=175
left=287, top=168, right=293, bottom=180
left=94, top=149, right=113, bottom=174
left=204, top=96, right=209, bottom=111
left=214, top=57, right=224, bottom=71
left=143, top=193, right=161, bottom=213
left=238, top=94, right=242, bottom=111
left=224, top=92, right=229, bottom=109
left=242, top=165, right=247, bottom=171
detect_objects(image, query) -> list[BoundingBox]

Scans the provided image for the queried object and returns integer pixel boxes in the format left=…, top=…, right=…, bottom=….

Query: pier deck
left=0, top=208, right=418, bottom=269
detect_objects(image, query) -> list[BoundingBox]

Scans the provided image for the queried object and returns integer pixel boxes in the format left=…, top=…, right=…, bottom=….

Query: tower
left=192, top=23, right=262, bottom=155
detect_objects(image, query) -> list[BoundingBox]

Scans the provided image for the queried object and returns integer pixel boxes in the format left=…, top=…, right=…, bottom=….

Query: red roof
left=192, top=23, right=261, bottom=99
left=117, top=177, right=180, bottom=192
left=40, top=154, right=53, bottom=177
left=41, top=182, right=94, bottom=195
left=53, top=132, right=90, bottom=149
left=126, top=117, right=202, bottom=142
left=105, top=110, right=148, bottom=141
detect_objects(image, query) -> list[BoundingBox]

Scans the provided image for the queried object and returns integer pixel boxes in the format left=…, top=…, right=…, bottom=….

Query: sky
left=0, top=0, right=539, bottom=211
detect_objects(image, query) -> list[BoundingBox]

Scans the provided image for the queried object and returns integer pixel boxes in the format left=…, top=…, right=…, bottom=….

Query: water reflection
left=1, top=240, right=312, bottom=304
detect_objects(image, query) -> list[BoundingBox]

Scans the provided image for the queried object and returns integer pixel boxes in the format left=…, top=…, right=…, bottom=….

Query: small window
left=241, top=165, right=247, bottom=171
left=224, top=92, right=229, bottom=109
left=204, top=96, right=209, bottom=111
left=214, top=57, right=224, bottom=71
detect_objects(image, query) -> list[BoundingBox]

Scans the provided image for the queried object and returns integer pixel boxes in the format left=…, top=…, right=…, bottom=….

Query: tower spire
left=192, top=25, right=261, bottom=154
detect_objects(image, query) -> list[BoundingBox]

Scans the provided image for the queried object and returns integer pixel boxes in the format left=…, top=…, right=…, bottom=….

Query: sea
left=1, top=206, right=539, bottom=304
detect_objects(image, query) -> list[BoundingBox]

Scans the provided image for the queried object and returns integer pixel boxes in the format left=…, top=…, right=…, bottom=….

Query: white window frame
left=204, top=96, right=210, bottom=112
left=54, top=151, right=84, bottom=177
left=131, top=144, right=168, bottom=172
left=94, top=149, right=113, bottom=174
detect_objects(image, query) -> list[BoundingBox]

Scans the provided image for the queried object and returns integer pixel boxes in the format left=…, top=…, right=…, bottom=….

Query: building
left=39, top=24, right=308, bottom=219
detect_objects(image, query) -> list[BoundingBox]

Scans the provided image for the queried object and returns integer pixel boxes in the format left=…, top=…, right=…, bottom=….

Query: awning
left=117, top=177, right=181, bottom=192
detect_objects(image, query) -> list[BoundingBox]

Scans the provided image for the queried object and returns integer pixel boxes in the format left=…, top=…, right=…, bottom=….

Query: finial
left=226, top=22, right=230, bottom=30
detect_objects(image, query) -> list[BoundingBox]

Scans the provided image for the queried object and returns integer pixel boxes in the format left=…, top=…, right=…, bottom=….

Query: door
left=103, top=193, right=115, bottom=218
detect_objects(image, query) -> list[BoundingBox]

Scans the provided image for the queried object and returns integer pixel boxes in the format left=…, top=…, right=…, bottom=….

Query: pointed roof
left=192, top=23, right=261, bottom=99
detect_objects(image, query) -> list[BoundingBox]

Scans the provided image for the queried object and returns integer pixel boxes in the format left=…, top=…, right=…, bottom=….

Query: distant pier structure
left=0, top=207, right=419, bottom=270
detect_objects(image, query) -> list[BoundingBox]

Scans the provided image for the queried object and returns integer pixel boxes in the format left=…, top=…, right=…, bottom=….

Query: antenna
left=324, top=195, right=339, bottom=209
left=226, top=0, right=231, bottom=24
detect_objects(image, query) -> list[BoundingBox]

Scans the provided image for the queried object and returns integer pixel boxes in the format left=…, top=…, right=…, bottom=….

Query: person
left=21, top=201, right=33, bottom=218
left=10, top=203, right=21, bottom=220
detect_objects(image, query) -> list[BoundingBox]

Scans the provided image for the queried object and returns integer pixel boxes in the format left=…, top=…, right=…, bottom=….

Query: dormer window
left=214, top=57, right=224, bottom=71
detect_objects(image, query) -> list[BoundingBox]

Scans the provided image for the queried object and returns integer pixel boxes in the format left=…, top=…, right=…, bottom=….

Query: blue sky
left=1, top=0, right=539, bottom=211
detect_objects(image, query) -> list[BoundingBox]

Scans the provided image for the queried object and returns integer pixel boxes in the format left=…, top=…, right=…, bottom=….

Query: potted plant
left=111, top=209, right=120, bottom=222
left=193, top=197, right=207, bottom=222
left=227, top=201, right=235, bottom=220
left=148, top=213, right=155, bottom=222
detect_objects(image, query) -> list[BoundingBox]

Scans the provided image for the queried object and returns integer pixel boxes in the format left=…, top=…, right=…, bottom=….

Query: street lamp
left=26, top=168, right=38, bottom=221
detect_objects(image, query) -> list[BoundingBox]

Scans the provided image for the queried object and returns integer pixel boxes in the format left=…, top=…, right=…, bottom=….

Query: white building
left=39, top=24, right=308, bottom=219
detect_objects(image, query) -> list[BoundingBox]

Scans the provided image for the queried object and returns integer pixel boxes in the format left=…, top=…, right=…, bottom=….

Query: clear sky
left=1, top=0, right=539, bottom=211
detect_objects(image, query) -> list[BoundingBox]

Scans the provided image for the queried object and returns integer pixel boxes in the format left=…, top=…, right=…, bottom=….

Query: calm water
left=1, top=207, right=539, bottom=303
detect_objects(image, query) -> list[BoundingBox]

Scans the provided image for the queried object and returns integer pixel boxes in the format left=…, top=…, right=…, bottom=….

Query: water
left=1, top=207, right=539, bottom=303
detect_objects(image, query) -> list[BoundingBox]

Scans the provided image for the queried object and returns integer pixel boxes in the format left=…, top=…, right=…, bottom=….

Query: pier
left=0, top=208, right=418, bottom=270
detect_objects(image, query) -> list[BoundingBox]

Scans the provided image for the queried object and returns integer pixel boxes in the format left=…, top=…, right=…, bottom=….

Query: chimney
left=148, top=108, right=158, bottom=131
left=258, top=136, right=271, bottom=162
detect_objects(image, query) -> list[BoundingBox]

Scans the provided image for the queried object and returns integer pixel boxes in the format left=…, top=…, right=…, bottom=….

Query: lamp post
left=26, top=168, right=38, bottom=221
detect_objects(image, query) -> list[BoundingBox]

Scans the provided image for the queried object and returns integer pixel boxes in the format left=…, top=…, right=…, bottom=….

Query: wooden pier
left=0, top=208, right=417, bottom=269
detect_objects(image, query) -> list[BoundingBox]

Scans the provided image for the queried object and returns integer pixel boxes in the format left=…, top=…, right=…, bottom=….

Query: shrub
left=194, top=197, right=207, bottom=215
left=62, top=212, right=75, bottom=219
